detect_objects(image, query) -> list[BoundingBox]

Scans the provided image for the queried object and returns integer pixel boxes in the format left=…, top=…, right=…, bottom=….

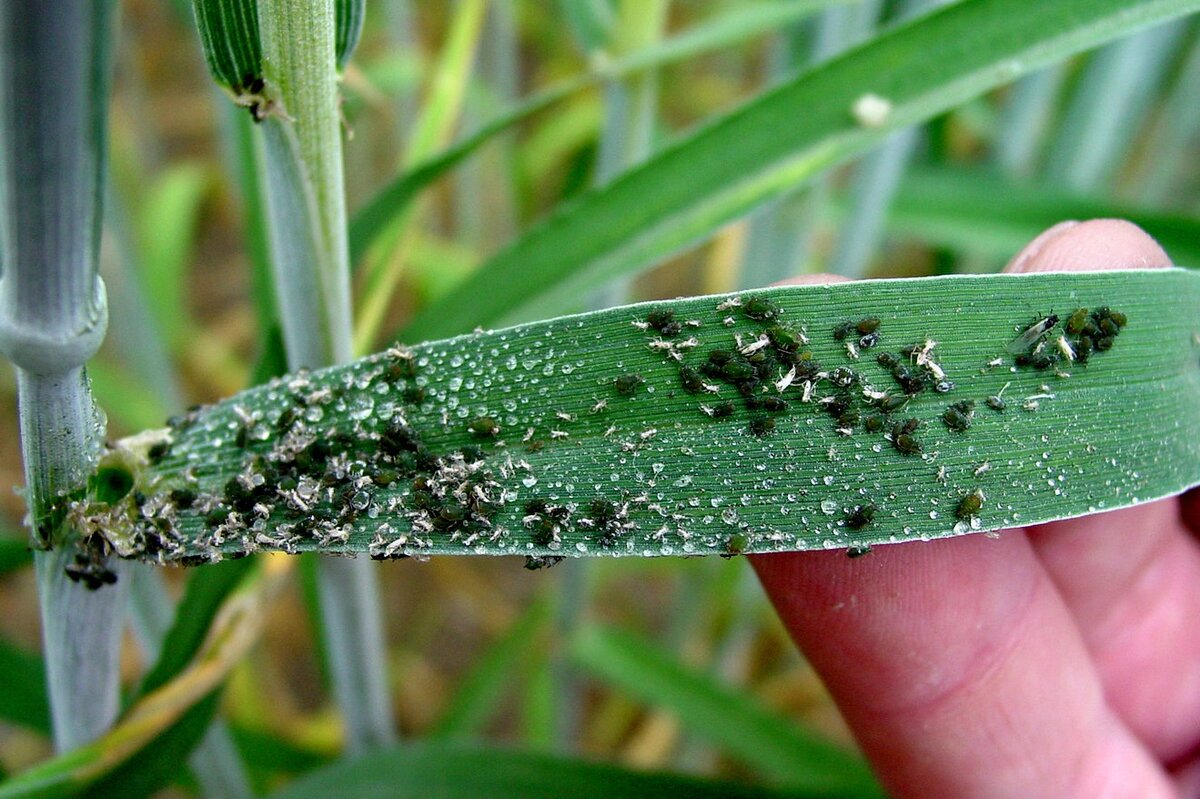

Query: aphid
left=1107, top=309, right=1127, bottom=327
left=614, top=373, right=644, bottom=396
left=1075, top=335, right=1094, bottom=363
left=705, top=400, right=735, bottom=418
left=933, top=379, right=956, bottom=393
left=403, top=385, right=427, bottom=404
left=846, top=544, right=872, bottom=558
left=956, top=489, right=985, bottom=520
left=721, top=360, right=756, bottom=382
left=1094, top=335, right=1115, bottom=351
left=679, top=365, right=707, bottom=393
left=524, top=555, right=565, bottom=570
left=876, top=352, right=899, bottom=370
left=864, top=414, right=885, bottom=433
left=891, top=418, right=922, bottom=455
left=723, top=533, right=748, bottom=558
left=1065, top=308, right=1089, bottom=335
left=147, top=441, right=171, bottom=464
left=875, top=392, right=908, bottom=413
left=169, top=487, right=197, bottom=508
left=1098, top=317, right=1120, bottom=337
left=748, top=415, right=775, bottom=436
left=856, top=317, right=881, bottom=335
left=646, top=309, right=682, bottom=337
left=468, top=416, right=500, bottom=438
left=765, top=325, right=804, bottom=352
left=986, top=394, right=1006, bottom=411
left=845, top=503, right=877, bottom=530
left=756, top=395, right=789, bottom=412
left=742, top=296, right=781, bottom=321
left=707, top=349, right=735, bottom=365
left=1008, top=314, right=1058, bottom=354
left=892, top=366, right=925, bottom=395
left=859, top=331, right=881, bottom=349
left=833, top=320, right=855, bottom=341
left=942, top=399, right=975, bottom=432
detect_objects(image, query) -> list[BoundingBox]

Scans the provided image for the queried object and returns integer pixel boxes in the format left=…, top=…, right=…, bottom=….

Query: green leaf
left=0, top=536, right=34, bottom=576
left=347, top=0, right=845, bottom=266
left=880, top=166, right=1200, bottom=267
left=429, top=599, right=551, bottom=740
left=398, top=0, right=1200, bottom=341
left=191, top=0, right=262, bottom=96
left=269, top=741, right=853, bottom=799
left=84, top=270, right=1200, bottom=564
left=572, top=625, right=881, bottom=796
left=0, top=636, right=49, bottom=733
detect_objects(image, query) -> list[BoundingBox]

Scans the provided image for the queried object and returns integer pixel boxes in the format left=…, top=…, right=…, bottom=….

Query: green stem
left=257, top=0, right=395, bottom=754
left=0, top=0, right=126, bottom=752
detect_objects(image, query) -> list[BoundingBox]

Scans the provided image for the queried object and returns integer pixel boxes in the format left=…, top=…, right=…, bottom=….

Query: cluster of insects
left=67, top=291, right=1132, bottom=577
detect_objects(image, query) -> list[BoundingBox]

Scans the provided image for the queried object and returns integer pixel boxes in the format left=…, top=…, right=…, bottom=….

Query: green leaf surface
left=0, top=537, right=33, bottom=576
left=84, top=270, right=1200, bottom=565
left=0, top=637, right=49, bottom=733
left=269, top=742, right=853, bottom=799
left=398, top=0, right=1200, bottom=341
left=347, top=0, right=843, bottom=266
left=571, top=625, right=880, bottom=796
left=882, top=166, right=1200, bottom=267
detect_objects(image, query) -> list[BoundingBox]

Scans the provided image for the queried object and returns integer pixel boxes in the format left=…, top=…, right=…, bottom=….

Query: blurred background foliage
left=0, top=1, right=1197, bottom=795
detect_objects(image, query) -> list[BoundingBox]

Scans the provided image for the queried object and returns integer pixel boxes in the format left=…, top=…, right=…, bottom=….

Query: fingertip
left=1005, top=219, right=1172, bottom=274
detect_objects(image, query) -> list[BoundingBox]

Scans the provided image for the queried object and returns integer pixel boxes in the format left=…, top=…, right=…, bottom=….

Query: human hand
left=751, top=220, right=1200, bottom=798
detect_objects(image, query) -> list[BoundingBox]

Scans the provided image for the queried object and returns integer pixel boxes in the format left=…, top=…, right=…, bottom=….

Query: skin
left=751, top=220, right=1200, bottom=799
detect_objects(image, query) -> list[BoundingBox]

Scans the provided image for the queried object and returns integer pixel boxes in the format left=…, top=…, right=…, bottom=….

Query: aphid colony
left=73, top=293, right=1131, bottom=577
left=1009, top=307, right=1127, bottom=371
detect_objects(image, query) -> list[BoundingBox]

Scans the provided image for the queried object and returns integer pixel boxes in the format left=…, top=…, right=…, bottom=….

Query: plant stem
left=257, top=0, right=395, bottom=754
left=0, top=0, right=127, bottom=752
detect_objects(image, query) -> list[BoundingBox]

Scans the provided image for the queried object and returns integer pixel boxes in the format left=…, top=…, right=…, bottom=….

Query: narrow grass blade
left=1042, top=20, right=1189, bottom=192
left=992, top=66, right=1066, bottom=177
left=78, top=270, right=1200, bottom=565
left=0, top=637, right=50, bottom=733
left=401, top=0, right=1200, bottom=340
left=1131, top=29, right=1200, bottom=206
left=347, top=0, right=847, bottom=266
left=269, top=741, right=856, bottom=799
left=429, top=598, right=551, bottom=740
left=572, top=625, right=881, bottom=795
left=881, top=166, right=1200, bottom=266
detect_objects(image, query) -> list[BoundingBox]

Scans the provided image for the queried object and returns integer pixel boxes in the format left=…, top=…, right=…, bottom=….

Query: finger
left=753, top=535, right=1173, bottom=798
left=1006, top=219, right=1200, bottom=761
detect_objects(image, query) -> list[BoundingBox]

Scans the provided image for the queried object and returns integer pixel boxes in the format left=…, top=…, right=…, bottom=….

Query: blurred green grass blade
left=401, top=0, right=1200, bottom=340
left=571, top=625, right=881, bottom=796
left=429, top=599, right=551, bottom=741
left=0, top=560, right=260, bottom=799
left=1042, top=20, right=1188, bottom=192
left=135, top=164, right=209, bottom=352
left=85, top=360, right=169, bottom=433
left=0, top=637, right=50, bottom=733
left=335, top=0, right=365, bottom=70
left=348, top=0, right=846, bottom=266
left=883, top=166, right=1200, bottom=266
left=229, top=725, right=329, bottom=792
left=141, top=559, right=256, bottom=694
left=558, top=0, right=615, bottom=54
left=0, top=536, right=34, bottom=576
left=88, top=270, right=1200, bottom=564
left=1132, top=28, right=1200, bottom=206
left=269, top=742, right=853, bottom=799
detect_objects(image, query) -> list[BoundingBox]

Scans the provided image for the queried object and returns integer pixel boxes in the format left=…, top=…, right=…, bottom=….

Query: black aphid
left=524, top=555, right=565, bottom=570
left=942, top=399, right=975, bottom=432
left=680, top=365, right=707, bottom=394
left=864, top=414, right=885, bottom=433
left=833, top=320, right=855, bottom=341
left=875, top=393, right=908, bottom=414
left=722, top=533, right=748, bottom=558
left=748, top=415, right=775, bottom=436
left=169, top=487, right=197, bottom=508
left=845, top=503, right=876, bottom=529
left=709, top=400, right=735, bottom=418
left=859, top=331, right=881, bottom=349
left=829, top=367, right=857, bottom=388
left=707, top=349, right=735, bottom=365
left=891, top=418, right=922, bottom=455
left=403, top=385, right=427, bottom=404
left=856, top=317, right=881, bottom=334
left=742, top=296, right=781, bottom=321
left=147, top=441, right=171, bottom=464
left=646, top=309, right=682, bottom=337
left=986, top=395, right=1006, bottom=412
left=614, top=373, right=644, bottom=396
left=846, top=544, right=872, bottom=558
left=1065, top=308, right=1089, bottom=335
left=755, top=395, right=789, bottom=412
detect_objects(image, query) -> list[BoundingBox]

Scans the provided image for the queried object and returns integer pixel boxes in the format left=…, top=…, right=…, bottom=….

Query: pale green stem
left=1132, top=30, right=1200, bottom=206
left=258, top=0, right=395, bottom=754
left=455, top=0, right=519, bottom=249
left=589, top=0, right=669, bottom=310
left=1043, top=20, right=1187, bottom=193
left=993, top=67, right=1066, bottom=177
left=127, top=565, right=253, bottom=799
left=0, top=0, right=127, bottom=753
